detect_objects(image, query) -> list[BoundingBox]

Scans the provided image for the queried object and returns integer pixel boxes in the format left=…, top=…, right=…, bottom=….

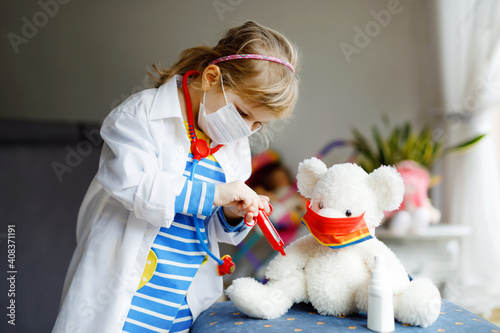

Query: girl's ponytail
left=149, top=46, right=216, bottom=88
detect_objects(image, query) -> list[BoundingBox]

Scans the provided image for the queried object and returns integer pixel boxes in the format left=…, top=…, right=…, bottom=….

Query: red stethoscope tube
left=182, top=70, right=233, bottom=275
left=182, top=70, right=223, bottom=161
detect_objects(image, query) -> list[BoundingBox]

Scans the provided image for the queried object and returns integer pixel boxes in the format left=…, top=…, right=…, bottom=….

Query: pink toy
left=387, top=160, right=441, bottom=234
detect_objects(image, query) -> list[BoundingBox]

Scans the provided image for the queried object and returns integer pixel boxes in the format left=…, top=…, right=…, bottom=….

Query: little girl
left=52, top=21, right=299, bottom=333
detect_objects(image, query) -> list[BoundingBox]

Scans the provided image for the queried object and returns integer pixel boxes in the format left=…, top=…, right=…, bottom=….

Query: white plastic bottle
left=367, top=255, right=395, bottom=332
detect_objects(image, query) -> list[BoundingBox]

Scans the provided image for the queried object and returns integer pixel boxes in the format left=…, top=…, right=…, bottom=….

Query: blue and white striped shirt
left=123, top=126, right=237, bottom=333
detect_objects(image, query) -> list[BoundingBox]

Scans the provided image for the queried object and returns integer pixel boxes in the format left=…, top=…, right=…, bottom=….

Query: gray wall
left=1, top=0, right=435, bottom=170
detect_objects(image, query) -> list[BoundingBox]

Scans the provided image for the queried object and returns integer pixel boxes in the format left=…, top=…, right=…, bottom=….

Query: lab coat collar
left=149, top=75, right=184, bottom=120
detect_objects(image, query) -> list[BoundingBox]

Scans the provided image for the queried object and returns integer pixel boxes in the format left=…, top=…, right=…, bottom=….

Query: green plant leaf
left=402, top=122, right=411, bottom=142
left=420, top=126, right=432, bottom=143
left=422, top=140, right=434, bottom=168
left=350, top=118, right=482, bottom=171
left=445, top=134, right=486, bottom=153
left=401, top=133, right=417, bottom=160
left=428, top=140, right=444, bottom=167
left=388, top=127, right=401, bottom=164
left=351, top=116, right=485, bottom=172
left=351, top=128, right=377, bottom=164
left=372, top=125, right=387, bottom=165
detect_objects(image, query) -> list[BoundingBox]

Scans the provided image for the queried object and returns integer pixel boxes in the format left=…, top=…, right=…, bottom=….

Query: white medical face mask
left=198, top=76, right=260, bottom=145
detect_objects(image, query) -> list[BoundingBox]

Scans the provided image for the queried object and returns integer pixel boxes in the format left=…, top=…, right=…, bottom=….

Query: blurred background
left=1, top=0, right=499, bottom=331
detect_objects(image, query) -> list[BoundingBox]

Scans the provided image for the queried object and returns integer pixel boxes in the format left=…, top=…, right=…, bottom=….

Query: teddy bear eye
left=345, top=210, right=352, bottom=217
left=319, top=203, right=324, bottom=209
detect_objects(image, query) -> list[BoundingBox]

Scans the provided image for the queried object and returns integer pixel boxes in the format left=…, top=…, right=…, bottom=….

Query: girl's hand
left=224, top=194, right=271, bottom=224
left=214, top=181, right=271, bottom=224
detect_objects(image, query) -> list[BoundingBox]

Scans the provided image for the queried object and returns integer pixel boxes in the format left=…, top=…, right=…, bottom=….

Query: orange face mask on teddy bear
left=301, top=202, right=372, bottom=249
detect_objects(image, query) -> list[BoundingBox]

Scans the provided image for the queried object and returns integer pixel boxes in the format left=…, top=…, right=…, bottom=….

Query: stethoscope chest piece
left=191, top=139, right=210, bottom=161
left=217, top=255, right=235, bottom=276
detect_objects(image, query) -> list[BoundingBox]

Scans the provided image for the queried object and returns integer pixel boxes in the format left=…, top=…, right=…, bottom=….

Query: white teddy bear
left=226, top=158, right=441, bottom=327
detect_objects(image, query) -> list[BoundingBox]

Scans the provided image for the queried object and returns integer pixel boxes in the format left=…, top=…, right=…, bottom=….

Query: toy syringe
left=246, top=204, right=286, bottom=256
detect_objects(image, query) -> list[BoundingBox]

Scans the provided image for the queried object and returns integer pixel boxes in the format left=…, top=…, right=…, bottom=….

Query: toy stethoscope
left=181, top=71, right=286, bottom=276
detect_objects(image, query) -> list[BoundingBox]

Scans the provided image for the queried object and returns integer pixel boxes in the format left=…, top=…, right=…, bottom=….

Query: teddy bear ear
left=296, top=157, right=328, bottom=199
left=368, top=165, right=405, bottom=212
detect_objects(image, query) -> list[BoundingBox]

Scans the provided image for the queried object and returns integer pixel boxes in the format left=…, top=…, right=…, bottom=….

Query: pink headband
left=209, top=54, right=295, bottom=74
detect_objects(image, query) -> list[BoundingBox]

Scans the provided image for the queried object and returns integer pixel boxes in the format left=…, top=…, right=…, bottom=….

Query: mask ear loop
left=203, top=74, right=226, bottom=108
left=220, top=75, right=229, bottom=105
left=220, top=74, right=262, bottom=133
left=220, top=73, right=263, bottom=134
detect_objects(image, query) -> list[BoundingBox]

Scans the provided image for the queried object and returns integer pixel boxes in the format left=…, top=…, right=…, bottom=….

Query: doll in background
left=246, top=150, right=306, bottom=244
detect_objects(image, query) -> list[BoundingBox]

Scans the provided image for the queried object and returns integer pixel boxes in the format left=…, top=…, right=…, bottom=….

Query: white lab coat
left=52, top=75, right=252, bottom=333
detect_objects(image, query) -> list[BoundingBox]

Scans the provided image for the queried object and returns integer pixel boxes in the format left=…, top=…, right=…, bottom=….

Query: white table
left=375, top=224, right=471, bottom=298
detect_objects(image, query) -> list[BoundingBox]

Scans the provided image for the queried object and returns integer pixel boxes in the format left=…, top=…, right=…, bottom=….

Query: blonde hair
left=149, top=21, right=299, bottom=118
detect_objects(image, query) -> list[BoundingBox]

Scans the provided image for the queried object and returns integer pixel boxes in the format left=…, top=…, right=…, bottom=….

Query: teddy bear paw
left=226, top=277, right=293, bottom=319
left=394, top=277, right=441, bottom=327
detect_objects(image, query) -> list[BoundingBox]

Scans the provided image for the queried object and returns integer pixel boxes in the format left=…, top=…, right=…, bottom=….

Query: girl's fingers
left=222, top=182, right=269, bottom=221
left=252, top=197, right=260, bottom=213
left=258, top=195, right=270, bottom=203
left=263, top=200, right=271, bottom=214
left=245, top=211, right=254, bottom=223
left=257, top=195, right=271, bottom=213
left=241, top=196, right=252, bottom=209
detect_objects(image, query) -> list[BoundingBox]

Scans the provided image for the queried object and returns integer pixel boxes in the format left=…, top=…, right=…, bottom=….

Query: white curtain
left=431, top=0, right=500, bottom=317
